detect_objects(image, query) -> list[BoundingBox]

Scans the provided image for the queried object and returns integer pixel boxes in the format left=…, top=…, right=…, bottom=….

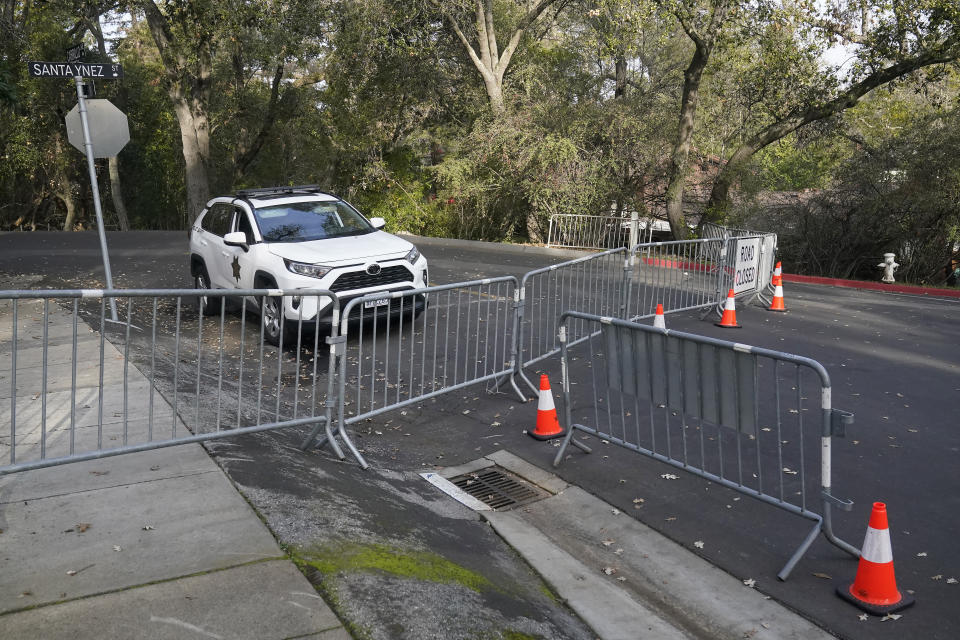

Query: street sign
left=65, top=99, right=130, bottom=158
left=66, top=44, right=84, bottom=63
left=733, top=237, right=761, bottom=295
left=27, top=61, right=123, bottom=79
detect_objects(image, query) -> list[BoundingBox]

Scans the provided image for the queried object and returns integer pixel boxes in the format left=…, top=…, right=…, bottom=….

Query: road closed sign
left=733, top=237, right=761, bottom=294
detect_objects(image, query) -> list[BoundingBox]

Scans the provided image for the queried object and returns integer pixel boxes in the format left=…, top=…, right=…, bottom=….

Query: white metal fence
left=553, top=311, right=859, bottom=580
left=546, top=213, right=658, bottom=250
left=1, top=225, right=778, bottom=474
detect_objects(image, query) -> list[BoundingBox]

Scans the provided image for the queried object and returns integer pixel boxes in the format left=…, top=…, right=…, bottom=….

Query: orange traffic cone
left=529, top=374, right=565, bottom=440
left=772, top=261, right=783, bottom=287
left=653, top=303, right=666, bottom=329
left=768, top=282, right=787, bottom=312
left=837, top=502, right=915, bottom=615
left=715, top=289, right=741, bottom=328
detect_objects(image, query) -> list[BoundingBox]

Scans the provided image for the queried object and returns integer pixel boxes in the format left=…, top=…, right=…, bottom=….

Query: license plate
left=363, top=297, right=390, bottom=309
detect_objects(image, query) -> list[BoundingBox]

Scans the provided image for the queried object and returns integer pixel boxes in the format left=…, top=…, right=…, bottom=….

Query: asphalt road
left=1, top=230, right=958, bottom=640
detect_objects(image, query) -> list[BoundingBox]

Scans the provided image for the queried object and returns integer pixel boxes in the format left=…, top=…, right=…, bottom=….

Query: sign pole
left=74, top=75, right=118, bottom=321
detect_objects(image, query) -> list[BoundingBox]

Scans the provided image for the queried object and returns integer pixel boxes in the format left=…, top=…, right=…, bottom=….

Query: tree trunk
left=108, top=157, right=130, bottom=231
left=140, top=0, right=213, bottom=226
left=482, top=73, right=506, bottom=115
left=662, top=2, right=730, bottom=240
left=614, top=55, right=627, bottom=99
left=663, top=50, right=708, bottom=240
left=51, top=136, right=79, bottom=230
left=172, top=96, right=211, bottom=224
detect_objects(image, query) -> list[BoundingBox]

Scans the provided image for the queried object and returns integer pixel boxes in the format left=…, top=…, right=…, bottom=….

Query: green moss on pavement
left=294, top=542, right=495, bottom=594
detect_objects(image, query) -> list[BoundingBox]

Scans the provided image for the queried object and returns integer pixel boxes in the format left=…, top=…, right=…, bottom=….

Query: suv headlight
left=405, top=246, right=420, bottom=264
left=284, top=259, right=333, bottom=279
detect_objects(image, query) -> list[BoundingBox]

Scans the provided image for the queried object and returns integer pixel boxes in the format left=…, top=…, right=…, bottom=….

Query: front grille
left=330, top=265, right=413, bottom=293
left=449, top=468, right=546, bottom=511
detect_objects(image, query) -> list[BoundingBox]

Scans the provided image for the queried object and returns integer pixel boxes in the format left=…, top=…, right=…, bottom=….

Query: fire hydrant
left=878, top=253, right=899, bottom=283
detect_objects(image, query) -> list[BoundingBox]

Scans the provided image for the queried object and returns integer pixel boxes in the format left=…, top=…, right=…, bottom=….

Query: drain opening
left=448, top=467, right=547, bottom=511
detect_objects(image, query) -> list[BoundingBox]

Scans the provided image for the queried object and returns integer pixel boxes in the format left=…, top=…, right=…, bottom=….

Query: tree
left=661, top=0, right=731, bottom=239
left=704, top=0, right=960, bottom=219
left=433, top=0, right=566, bottom=115
left=138, top=0, right=217, bottom=220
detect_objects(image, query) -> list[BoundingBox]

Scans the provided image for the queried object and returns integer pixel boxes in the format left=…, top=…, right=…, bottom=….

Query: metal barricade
left=553, top=312, right=859, bottom=580
left=313, top=278, right=519, bottom=469
left=512, top=248, right=630, bottom=396
left=625, top=239, right=730, bottom=322
left=1, top=288, right=339, bottom=475
left=547, top=214, right=656, bottom=250
left=702, top=222, right=778, bottom=304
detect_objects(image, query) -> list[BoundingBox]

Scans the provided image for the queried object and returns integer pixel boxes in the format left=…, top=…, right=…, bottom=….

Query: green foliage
left=0, top=0, right=957, bottom=265
left=296, top=542, right=496, bottom=593
left=770, top=94, right=960, bottom=284
left=752, top=130, right=850, bottom=191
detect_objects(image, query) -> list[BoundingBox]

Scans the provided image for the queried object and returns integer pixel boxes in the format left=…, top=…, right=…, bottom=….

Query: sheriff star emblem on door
left=231, top=255, right=241, bottom=282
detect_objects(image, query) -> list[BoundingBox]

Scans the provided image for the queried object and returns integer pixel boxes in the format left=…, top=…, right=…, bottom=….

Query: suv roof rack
left=235, top=185, right=333, bottom=199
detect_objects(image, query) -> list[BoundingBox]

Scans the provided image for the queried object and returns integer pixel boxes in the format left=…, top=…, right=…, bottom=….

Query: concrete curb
left=782, top=273, right=960, bottom=299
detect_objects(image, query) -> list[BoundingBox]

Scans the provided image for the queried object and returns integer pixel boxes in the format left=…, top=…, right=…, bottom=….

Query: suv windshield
left=253, top=200, right=373, bottom=242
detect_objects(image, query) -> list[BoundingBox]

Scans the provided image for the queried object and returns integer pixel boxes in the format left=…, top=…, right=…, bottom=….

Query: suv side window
left=236, top=209, right=256, bottom=244
left=201, top=204, right=232, bottom=237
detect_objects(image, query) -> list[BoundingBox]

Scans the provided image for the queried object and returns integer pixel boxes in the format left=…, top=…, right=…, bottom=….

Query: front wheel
left=195, top=265, right=218, bottom=316
left=260, top=293, right=286, bottom=346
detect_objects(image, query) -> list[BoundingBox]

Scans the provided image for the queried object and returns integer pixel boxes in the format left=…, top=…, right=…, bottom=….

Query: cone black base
left=528, top=428, right=566, bottom=441
left=714, top=322, right=742, bottom=328
left=835, top=582, right=916, bottom=616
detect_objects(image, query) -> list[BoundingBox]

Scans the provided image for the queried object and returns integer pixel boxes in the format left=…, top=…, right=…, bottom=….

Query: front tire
left=260, top=293, right=286, bottom=346
left=195, top=265, right=218, bottom=317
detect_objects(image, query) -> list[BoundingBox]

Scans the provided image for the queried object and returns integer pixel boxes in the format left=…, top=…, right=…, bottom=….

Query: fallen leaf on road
left=142, top=525, right=154, bottom=531
left=782, top=467, right=798, bottom=475
left=112, top=545, right=122, bottom=552
left=661, top=473, right=678, bottom=480
left=66, top=570, right=77, bottom=576
left=77, top=523, right=91, bottom=533
left=602, top=567, right=617, bottom=575
left=881, top=614, right=901, bottom=621
left=931, top=574, right=943, bottom=580
left=617, top=576, right=627, bottom=582
left=916, top=552, right=927, bottom=557
left=858, top=614, right=868, bottom=622
left=743, top=578, right=756, bottom=588
left=812, top=572, right=831, bottom=580
left=948, top=578, right=958, bottom=584
left=611, top=509, right=620, bottom=516
left=694, top=541, right=704, bottom=549
left=601, top=539, right=615, bottom=546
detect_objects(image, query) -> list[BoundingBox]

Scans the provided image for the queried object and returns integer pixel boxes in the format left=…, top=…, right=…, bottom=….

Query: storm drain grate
left=448, top=467, right=547, bottom=511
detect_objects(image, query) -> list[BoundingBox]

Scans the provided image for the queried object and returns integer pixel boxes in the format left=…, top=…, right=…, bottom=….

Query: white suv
left=188, top=185, right=428, bottom=345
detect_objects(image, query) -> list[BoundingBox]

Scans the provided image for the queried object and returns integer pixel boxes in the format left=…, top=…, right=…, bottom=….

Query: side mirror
left=223, top=231, right=249, bottom=251
left=369, top=217, right=386, bottom=230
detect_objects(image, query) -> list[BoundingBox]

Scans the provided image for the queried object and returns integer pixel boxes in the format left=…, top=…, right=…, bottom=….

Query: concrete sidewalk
left=434, top=451, right=833, bottom=640
left=0, top=299, right=347, bottom=639
left=1, top=296, right=835, bottom=640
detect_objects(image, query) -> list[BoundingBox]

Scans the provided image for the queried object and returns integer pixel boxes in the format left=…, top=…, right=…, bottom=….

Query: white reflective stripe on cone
left=725, top=297, right=736, bottom=310
left=774, top=284, right=784, bottom=295
left=654, top=314, right=665, bottom=329
left=861, top=526, right=894, bottom=564
left=538, top=389, right=556, bottom=412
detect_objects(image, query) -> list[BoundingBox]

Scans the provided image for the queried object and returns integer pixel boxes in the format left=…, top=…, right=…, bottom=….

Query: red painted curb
left=782, top=273, right=960, bottom=299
